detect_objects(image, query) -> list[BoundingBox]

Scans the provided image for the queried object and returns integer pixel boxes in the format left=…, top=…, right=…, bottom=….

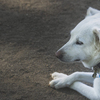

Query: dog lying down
left=49, top=7, right=100, bottom=100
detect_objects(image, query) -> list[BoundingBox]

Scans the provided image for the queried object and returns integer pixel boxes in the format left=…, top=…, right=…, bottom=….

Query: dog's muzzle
left=55, top=50, right=80, bottom=62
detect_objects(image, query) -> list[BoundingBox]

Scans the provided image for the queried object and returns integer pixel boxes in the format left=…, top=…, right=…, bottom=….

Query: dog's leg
left=70, top=78, right=100, bottom=100
left=49, top=72, right=95, bottom=89
left=72, top=72, right=94, bottom=83
left=49, top=72, right=100, bottom=99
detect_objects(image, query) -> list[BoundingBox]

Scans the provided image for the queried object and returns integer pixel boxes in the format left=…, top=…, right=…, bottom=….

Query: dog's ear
left=93, top=27, right=100, bottom=43
left=86, top=7, right=100, bottom=17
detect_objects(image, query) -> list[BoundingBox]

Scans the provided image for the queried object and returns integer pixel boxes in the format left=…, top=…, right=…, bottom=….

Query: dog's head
left=56, top=7, right=100, bottom=69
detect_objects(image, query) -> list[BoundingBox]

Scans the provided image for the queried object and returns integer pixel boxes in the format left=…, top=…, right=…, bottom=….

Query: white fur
left=49, top=7, right=100, bottom=100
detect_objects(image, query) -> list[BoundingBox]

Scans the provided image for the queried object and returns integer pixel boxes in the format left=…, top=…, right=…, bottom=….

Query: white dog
left=49, top=7, right=100, bottom=100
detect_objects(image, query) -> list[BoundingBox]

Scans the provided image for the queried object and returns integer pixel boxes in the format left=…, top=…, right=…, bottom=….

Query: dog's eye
left=76, top=41, right=83, bottom=45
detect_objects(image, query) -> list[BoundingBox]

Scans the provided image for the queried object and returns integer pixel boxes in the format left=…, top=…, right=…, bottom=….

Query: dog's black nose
left=55, top=50, right=63, bottom=59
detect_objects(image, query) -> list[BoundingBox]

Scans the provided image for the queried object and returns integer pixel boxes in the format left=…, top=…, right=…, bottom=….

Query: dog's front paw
left=50, top=72, right=67, bottom=79
left=49, top=72, right=72, bottom=89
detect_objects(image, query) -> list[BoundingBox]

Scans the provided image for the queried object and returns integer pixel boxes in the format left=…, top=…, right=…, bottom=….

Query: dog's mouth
left=74, top=59, right=80, bottom=61
left=55, top=50, right=81, bottom=62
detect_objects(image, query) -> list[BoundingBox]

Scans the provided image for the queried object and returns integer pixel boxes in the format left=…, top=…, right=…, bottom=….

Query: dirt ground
left=0, top=0, right=100, bottom=100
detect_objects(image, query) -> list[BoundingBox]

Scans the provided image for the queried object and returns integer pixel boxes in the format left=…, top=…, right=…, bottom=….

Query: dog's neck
left=82, top=57, right=100, bottom=69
